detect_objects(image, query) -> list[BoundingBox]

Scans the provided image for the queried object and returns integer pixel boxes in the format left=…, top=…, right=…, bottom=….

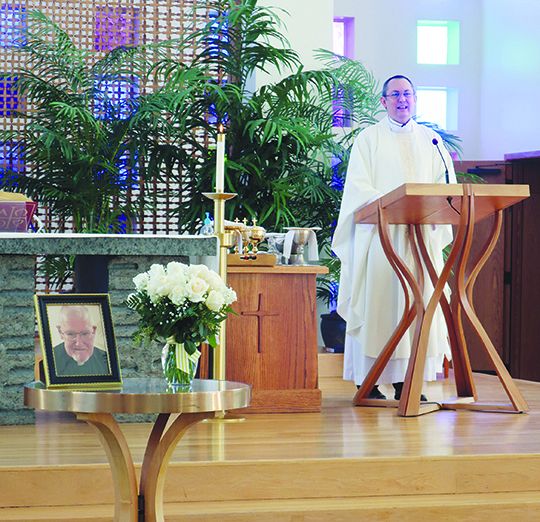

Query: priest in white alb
left=332, top=75, right=456, bottom=401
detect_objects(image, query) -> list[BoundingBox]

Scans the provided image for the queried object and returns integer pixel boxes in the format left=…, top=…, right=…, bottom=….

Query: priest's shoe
left=356, top=384, right=387, bottom=400
left=393, top=382, right=427, bottom=402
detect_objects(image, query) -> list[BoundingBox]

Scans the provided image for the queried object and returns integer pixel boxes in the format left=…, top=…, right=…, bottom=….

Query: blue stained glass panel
left=332, top=85, right=353, bottom=128
left=207, top=9, right=229, bottom=58
left=0, top=75, right=19, bottom=116
left=116, top=149, right=138, bottom=190
left=330, top=155, right=344, bottom=191
left=0, top=4, right=26, bottom=48
left=93, top=75, right=139, bottom=120
left=0, top=141, right=24, bottom=182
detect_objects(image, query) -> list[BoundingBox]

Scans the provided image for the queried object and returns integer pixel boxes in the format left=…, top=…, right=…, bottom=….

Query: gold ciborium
left=248, top=218, right=266, bottom=256
left=224, top=218, right=245, bottom=254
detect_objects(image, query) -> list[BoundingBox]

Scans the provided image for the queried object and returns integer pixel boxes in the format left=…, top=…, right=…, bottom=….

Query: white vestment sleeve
left=332, top=131, right=381, bottom=338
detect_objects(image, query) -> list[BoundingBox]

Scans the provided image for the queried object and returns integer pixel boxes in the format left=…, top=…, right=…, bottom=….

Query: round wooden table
left=24, top=378, right=251, bottom=521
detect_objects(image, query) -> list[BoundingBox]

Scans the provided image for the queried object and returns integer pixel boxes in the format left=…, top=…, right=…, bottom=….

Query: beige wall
left=480, top=0, right=540, bottom=159
left=256, top=0, right=333, bottom=87
left=334, top=0, right=483, bottom=159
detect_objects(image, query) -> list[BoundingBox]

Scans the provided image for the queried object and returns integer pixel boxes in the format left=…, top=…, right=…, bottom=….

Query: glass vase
left=161, top=342, right=199, bottom=390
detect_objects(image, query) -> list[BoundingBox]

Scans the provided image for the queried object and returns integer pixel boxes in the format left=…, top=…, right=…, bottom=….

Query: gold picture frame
left=34, top=293, right=122, bottom=389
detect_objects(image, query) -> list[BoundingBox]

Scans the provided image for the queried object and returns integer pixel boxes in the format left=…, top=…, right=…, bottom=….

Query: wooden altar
left=352, top=183, right=530, bottom=417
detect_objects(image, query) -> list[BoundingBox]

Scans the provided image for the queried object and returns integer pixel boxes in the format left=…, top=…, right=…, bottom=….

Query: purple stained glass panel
left=332, top=17, right=355, bottom=128
left=0, top=4, right=26, bottom=48
left=94, top=6, right=139, bottom=52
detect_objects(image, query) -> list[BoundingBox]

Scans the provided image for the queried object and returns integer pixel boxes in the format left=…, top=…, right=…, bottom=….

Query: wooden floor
left=1, top=372, right=540, bottom=520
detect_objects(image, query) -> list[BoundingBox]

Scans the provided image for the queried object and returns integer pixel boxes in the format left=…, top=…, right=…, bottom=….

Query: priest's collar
left=387, top=116, right=414, bottom=133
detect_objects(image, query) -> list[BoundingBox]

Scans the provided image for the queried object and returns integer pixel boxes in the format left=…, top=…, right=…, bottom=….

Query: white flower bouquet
left=126, top=261, right=236, bottom=385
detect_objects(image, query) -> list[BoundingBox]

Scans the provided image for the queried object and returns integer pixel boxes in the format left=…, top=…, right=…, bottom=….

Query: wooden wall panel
left=452, top=160, right=507, bottom=373
left=506, top=156, right=540, bottom=381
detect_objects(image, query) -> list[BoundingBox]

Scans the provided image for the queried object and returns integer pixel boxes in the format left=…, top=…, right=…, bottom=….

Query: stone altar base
left=0, top=233, right=217, bottom=424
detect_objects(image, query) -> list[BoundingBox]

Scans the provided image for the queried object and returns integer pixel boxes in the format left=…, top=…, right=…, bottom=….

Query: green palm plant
left=0, top=10, right=211, bottom=286
left=143, top=0, right=383, bottom=253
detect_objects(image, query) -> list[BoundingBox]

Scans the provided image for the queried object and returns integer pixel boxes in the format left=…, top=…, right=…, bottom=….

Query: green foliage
left=1, top=3, right=467, bottom=308
left=139, top=1, right=383, bottom=253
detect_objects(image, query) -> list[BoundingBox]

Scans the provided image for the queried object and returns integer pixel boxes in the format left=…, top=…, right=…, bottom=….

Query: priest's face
left=381, top=77, right=417, bottom=124
left=58, top=315, right=97, bottom=364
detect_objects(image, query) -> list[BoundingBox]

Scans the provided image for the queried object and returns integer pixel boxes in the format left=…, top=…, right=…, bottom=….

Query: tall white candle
left=216, top=131, right=225, bottom=192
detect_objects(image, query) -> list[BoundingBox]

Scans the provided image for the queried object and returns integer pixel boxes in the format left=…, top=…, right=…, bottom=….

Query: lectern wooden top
left=354, top=183, right=530, bottom=225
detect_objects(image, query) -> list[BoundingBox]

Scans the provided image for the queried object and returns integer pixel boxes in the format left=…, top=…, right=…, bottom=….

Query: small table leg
left=78, top=411, right=214, bottom=522
left=140, top=411, right=213, bottom=522
left=77, top=413, right=138, bottom=522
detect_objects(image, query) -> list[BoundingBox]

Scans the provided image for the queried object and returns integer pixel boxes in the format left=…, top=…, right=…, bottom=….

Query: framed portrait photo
left=34, top=294, right=122, bottom=389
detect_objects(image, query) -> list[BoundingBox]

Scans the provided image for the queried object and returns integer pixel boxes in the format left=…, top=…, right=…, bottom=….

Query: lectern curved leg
left=140, top=411, right=212, bottom=522
left=76, top=413, right=138, bottom=522
left=464, top=210, right=503, bottom=306
left=454, top=196, right=529, bottom=413
left=414, top=225, right=460, bottom=356
left=354, top=208, right=423, bottom=406
left=413, top=208, right=476, bottom=399
left=398, top=194, right=473, bottom=415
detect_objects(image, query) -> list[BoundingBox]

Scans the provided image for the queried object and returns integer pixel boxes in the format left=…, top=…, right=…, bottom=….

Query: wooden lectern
left=352, top=183, right=530, bottom=417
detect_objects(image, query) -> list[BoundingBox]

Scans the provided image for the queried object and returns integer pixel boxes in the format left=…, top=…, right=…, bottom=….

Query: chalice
left=285, top=227, right=311, bottom=265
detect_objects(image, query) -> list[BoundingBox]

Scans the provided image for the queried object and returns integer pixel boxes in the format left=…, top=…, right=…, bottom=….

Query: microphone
left=432, top=138, right=450, bottom=184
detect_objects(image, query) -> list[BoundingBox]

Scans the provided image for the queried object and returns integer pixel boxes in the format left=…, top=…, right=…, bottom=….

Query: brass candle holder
left=202, top=191, right=237, bottom=381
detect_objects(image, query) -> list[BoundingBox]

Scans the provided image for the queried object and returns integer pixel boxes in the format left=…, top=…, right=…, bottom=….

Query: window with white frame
left=417, top=20, right=460, bottom=65
left=416, top=87, right=458, bottom=131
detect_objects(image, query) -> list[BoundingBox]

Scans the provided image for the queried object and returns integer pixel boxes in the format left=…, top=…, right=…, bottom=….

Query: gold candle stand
left=202, top=191, right=237, bottom=381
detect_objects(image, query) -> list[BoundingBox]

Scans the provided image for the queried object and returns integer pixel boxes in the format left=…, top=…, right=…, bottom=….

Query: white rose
left=169, top=283, right=187, bottom=306
left=146, top=265, right=169, bottom=302
left=186, top=276, right=209, bottom=303
left=167, top=261, right=188, bottom=279
left=133, top=272, right=149, bottom=291
left=148, top=264, right=167, bottom=281
left=204, top=270, right=226, bottom=291
left=206, top=289, right=225, bottom=311
left=187, top=264, right=210, bottom=279
left=165, top=266, right=188, bottom=297
left=223, top=287, right=237, bottom=305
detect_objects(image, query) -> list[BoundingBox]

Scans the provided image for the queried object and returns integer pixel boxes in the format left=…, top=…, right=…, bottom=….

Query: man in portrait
left=53, top=305, right=110, bottom=376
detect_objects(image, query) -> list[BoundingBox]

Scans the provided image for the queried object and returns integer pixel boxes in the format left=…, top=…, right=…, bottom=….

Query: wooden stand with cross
left=353, top=183, right=530, bottom=417
left=225, top=265, right=327, bottom=413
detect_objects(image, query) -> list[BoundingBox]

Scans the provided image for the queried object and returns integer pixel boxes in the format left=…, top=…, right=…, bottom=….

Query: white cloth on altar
left=332, top=116, right=457, bottom=385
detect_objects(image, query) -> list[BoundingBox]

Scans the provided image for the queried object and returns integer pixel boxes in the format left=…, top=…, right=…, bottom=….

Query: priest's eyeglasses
left=384, top=91, right=414, bottom=100
left=63, top=330, right=92, bottom=340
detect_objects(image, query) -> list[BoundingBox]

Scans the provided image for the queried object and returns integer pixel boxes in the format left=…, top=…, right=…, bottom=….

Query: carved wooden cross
left=241, top=293, right=279, bottom=353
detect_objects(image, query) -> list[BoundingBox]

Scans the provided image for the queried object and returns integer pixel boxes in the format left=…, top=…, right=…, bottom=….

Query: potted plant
left=126, top=261, right=237, bottom=388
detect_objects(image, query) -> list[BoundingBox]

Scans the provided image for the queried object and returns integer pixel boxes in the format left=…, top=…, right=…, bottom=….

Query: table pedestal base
left=78, top=411, right=213, bottom=522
